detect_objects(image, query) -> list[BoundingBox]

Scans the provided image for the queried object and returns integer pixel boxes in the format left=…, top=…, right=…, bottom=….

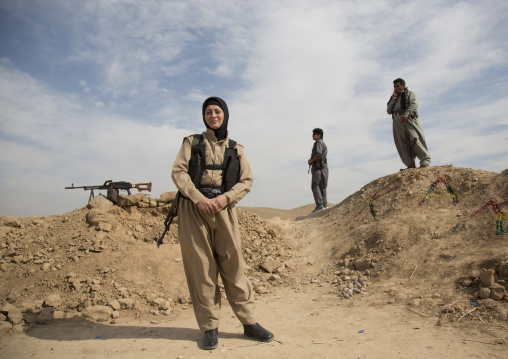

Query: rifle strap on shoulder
left=191, top=134, right=202, bottom=147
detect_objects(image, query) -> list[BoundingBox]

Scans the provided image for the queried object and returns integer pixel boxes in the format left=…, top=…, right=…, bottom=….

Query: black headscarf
left=202, top=96, right=229, bottom=141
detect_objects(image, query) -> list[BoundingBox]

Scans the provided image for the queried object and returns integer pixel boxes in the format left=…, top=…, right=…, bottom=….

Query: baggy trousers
left=177, top=198, right=257, bottom=332
left=311, top=165, right=328, bottom=207
left=392, top=117, right=431, bottom=167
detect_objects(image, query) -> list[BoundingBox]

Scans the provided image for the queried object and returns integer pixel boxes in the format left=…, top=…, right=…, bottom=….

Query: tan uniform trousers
left=178, top=197, right=257, bottom=332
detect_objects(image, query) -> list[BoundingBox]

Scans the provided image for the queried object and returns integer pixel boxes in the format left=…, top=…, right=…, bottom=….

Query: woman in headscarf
left=171, top=96, right=274, bottom=350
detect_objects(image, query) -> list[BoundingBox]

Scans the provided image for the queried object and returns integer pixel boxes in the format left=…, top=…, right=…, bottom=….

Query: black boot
left=202, top=328, right=218, bottom=350
left=243, top=323, right=274, bottom=342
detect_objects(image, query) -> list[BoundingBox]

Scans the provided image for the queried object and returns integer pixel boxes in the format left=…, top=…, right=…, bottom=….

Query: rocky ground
left=0, top=165, right=507, bottom=358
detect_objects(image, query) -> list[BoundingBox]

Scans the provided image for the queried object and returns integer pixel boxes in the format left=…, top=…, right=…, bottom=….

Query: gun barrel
left=65, top=180, right=112, bottom=191
left=65, top=185, right=107, bottom=190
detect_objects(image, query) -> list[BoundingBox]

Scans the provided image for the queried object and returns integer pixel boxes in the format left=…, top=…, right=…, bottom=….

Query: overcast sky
left=1, top=0, right=507, bottom=218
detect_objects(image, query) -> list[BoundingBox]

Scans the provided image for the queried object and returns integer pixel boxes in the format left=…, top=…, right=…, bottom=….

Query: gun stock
left=135, top=182, right=152, bottom=192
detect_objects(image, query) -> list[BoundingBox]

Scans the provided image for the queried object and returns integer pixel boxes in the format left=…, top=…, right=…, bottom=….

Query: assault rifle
left=153, top=192, right=180, bottom=248
left=65, top=180, right=152, bottom=202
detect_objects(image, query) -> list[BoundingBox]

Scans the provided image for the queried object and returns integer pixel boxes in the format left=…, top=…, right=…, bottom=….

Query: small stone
left=109, top=300, right=121, bottom=311
left=152, top=298, right=171, bottom=310
left=407, top=299, right=422, bottom=307
left=499, top=264, right=508, bottom=280
left=260, top=258, right=280, bottom=273
left=97, top=222, right=112, bottom=232
left=0, top=302, right=18, bottom=314
left=457, top=277, right=473, bottom=287
left=479, top=287, right=491, bottom=299
left=479, top=269, right=496, bottom=287
left=44, top=294, right=62, bottom=307
left=11, top=324, right=24, bottom=333
left=490, top=284, right=505, bottom=301
left=7, top=308, right=23, bottom=325
left=82, top=305, right=113, bottom=322
left=41, top=263, right=51, bottom=271
left=37, top=307, right=55, bottom=324
left=494, top=308, right=507, bottom=321
left=353, top=259, right=371, bottom=271
left=118, top=298, right=134, bottom=309
left=0, top=321, right=12, bottom=333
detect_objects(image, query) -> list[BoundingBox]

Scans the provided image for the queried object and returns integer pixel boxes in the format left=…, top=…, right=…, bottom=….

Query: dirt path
left=1, top=285, right=506, bottom=359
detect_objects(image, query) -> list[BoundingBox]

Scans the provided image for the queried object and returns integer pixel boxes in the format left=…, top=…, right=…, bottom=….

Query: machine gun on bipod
left=65, top=180, right=152, bottom=202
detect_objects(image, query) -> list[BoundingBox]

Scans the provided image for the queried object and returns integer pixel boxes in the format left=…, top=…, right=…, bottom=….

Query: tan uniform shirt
left=171, top=128, right=253, bottom=205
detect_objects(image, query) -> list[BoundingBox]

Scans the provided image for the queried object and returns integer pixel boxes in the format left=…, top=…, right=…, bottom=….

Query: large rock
left=0, top=216, right=20, bottom=228
left=117, top=193, right=146, bottom=206
left=82, top=305, right=113, bottom=322
left=87, top=194, right=113, bottom=212
left=86, top=209, right=118, bottom=231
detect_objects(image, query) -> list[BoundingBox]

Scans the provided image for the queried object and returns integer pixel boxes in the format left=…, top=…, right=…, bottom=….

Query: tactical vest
left=187, top=134, right=240, bottom=198
left=388, top=89, right=419, bottom=119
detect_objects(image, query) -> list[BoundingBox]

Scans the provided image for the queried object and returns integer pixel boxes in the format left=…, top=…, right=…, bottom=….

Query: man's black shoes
left=243, top=323, right=274, bottom=342
left=202, top=328, right=218, bottom=350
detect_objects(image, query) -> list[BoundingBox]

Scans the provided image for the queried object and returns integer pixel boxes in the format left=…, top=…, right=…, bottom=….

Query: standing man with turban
left=387, top=78, right=431, bottom=169
left=171, top=96, right=274, bottom=350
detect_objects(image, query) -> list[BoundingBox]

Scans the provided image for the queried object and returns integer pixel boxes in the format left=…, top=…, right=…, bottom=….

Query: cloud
left=0, top=61, right=187, bottom=216
left=0, top=0, right=507, bottom=217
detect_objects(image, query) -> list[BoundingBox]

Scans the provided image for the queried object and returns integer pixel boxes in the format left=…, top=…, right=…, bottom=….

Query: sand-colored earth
left=1, top=165, right=507, bottom=358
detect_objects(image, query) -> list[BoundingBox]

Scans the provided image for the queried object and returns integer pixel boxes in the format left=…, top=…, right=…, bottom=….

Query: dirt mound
left=0, top=165, right=507, bottom=334
left=309, top=165, right=508, bottom=323
left=0, top=201, right=296, bottom=331
left=239, top=204, right=321, bottom=220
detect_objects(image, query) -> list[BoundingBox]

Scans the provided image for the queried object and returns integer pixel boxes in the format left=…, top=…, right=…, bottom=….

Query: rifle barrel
left=65, top=185, right=105, bottom=190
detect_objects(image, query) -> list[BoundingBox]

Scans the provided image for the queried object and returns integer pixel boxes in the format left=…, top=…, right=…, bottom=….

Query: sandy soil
left=2, top=287, right=506, bottom=359
left=1, top=165, right=507, bottom=358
